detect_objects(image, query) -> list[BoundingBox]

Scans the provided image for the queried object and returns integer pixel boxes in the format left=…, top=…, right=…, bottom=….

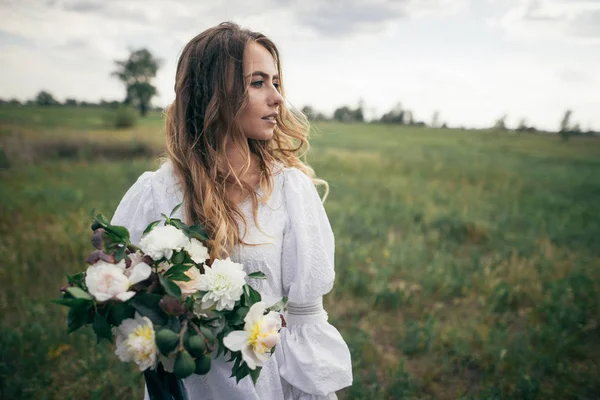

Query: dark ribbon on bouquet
left=144, top=364, right=188, bottom=400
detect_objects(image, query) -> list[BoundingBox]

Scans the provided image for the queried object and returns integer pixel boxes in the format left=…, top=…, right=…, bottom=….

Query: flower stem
left=178, top=319, right=188, bottom=352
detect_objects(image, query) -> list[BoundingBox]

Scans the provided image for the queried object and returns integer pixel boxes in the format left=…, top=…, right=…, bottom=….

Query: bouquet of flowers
left=54, top=203, right=287, bottom=400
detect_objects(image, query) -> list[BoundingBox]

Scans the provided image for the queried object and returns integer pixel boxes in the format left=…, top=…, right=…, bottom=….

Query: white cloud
left=492, top=0, right=600, bottom=43
left=0, top=0, right=598, bottom=130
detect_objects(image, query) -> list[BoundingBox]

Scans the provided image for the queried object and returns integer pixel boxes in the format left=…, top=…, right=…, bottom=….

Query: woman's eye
left=251, top=80, right=280, bottom=91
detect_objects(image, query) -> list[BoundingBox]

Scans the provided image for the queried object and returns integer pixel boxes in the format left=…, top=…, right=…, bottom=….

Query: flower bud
left=159, top=295, right=187, bottom=316
left=91, top=228, right=105, bottom=250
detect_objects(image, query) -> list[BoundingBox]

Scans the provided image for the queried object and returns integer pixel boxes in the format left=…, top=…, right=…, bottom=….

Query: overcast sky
left=1, top=0, right=599, bottom=130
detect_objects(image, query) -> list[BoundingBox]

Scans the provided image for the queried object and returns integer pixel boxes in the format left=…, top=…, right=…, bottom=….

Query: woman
left=110, top=22, right=352, bottom=399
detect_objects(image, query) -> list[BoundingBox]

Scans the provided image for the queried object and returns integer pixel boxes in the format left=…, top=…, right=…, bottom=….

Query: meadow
left=1, top=105, right=599, bottom=399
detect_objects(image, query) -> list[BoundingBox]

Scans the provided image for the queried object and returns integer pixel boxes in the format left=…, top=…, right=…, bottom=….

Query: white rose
left=223, top=301, right=281, bottom=370
left=113, top=313, right=157, bottom=371
left=139, top=225, right=190, bottom=261
left=85, top=260, right=151, bottom=302
left=184, top=238, right=210, bottom=264
left=197, top=257, right=246, bottom=311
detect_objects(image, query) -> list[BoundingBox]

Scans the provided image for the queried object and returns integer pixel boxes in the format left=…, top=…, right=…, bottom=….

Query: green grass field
left=1, top=105, right=599, bottom=399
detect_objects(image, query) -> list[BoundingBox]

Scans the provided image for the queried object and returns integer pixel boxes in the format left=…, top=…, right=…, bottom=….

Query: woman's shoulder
left=278, top=164, right=316, bottom=193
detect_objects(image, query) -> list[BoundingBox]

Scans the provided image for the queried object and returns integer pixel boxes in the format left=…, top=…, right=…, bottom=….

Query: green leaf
left=267, top=296, right=288, bottom=313
left=132, top=293, right=168, bottom=326
left=168, top=219, right=190, bottom=238
left=67, top=287, right=94, bottom=301
left=235, top=363, right=250, bottom=383
left=232, top=353, right=242, bottom=373
left=52, top=298, right=89, bottom=308
left=243, top=284, right=261, bottom=308
left=67, top=302, right=93, bottom=333
left=107, top=302, right=135, bottom=325
left=159, top=275, right=182, bottom=300
left=106, top=225, right=130, bottom=241
left=93, top=312, right=112, bottom=343
left=114, top=245, right=126, bottom=262
left=94, top=213, right=110, bottom=227
left=247, top=271, right=267, bottom=280
left=163, top=264, right=192, bottom=278
left=168, top=273, right=192, bottom=282
left=189, top=225, right=209, bottom=241
left=199, top=325, right=215, bottom=345
left=66, top=272, right=86, bottom=288
left=143, top=220, right=161, bottom=235
left=171, top=251, right=186, bottom=265
left=250, top=367, right=261, bottom=385
left=170, top=202, right=183, bottom=217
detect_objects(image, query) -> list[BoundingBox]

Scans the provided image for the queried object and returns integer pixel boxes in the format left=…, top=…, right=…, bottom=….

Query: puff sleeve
left=275, top=168, right=353, bottom=399
left=110, top=171, right=158, bottom=246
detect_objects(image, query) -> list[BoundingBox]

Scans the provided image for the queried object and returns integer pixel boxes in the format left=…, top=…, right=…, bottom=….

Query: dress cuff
left=285, top=298, right=328, bottom=325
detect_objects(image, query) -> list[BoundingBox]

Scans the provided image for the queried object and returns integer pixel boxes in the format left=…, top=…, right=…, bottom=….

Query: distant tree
left=441, top=122, right=448, bottom=129
left=8, top=98, right=22, bottom=105
left=35, top=90, right=59, bottom=106
left=493, top=114, right=508, bottom=130
left=560, top=110, right=572, bottom=132
left=559, top=109, right=574, bottom=141
left=431, top=111, right=440, bottom=128
left=112, top=48, right=161, bottom=116
left=356, top=98, right=365, bottom=123
left=0, top=98, right=6, bottom=104
left=380, top=102, right=405, bottom=124
left=404, top=110, right=414, bottom=125
left=64, top=98, right=78, bottom=106
left=333, top=104, right=363, bottom=123
left=301, top=105, right=328, bottom=121
left=333, top=106, right=355, bottom=122
left=302, top=105, right=315, bottom=120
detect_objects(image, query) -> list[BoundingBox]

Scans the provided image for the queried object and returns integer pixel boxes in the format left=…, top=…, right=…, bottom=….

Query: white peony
left=223, top=301, right=281, bottom=370
left=197, top=257, right=246, bottom=311
left=139, top=225, right=190, bottom=261
left=184, top=238, right=210, bottom=264
left=113, top=313, right=157, bottom=371
left=85, top=259, right=151, bottom=302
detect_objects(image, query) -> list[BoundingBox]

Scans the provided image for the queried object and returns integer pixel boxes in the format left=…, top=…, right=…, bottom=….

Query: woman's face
left=238, top=42, right=284, bottom=141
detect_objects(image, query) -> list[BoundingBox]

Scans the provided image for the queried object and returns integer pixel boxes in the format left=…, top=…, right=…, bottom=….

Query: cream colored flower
left=113, top=313, right=157, bottom=371
left=223, top=301, right=281, bottom=370
left=85, top=260, right=150, bottom=302
left=173, top=265, right=203, bottom=298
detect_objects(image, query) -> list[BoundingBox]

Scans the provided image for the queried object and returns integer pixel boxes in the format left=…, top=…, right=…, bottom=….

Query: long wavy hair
left=163, top=21, right=329, bottom=262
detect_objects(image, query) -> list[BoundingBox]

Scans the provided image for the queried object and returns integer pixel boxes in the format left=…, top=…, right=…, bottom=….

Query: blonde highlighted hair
left=162, top=21, right=328, bottom=262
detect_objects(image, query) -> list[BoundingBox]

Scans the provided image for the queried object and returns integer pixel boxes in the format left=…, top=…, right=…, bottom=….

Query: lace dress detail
left=110, top=161, right=353, bottom=400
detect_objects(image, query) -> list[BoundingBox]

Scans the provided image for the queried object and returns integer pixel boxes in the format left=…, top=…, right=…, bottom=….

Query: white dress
left=110, top=160, right=353, bottom=400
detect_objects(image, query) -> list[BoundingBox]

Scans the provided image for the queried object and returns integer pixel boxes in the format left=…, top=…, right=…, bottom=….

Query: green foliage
left=35, top=90, right=59, bottom=106
left=103, top=105, right=138, bottom=129
left=112, top=48, right=161, bottom=116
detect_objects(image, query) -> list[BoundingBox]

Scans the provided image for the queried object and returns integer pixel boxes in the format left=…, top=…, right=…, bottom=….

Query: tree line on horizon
left=0, top=47, right=596, bottom=139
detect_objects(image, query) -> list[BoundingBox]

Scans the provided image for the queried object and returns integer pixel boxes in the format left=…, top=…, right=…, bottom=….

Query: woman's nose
left=270, top=86, right=284, bottom=106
